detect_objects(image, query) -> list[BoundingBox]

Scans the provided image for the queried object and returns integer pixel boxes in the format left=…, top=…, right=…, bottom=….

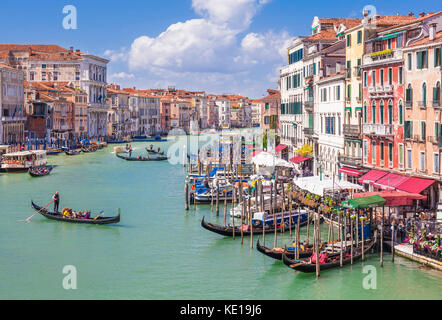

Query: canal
left=0, top=139, right=441, bottom=299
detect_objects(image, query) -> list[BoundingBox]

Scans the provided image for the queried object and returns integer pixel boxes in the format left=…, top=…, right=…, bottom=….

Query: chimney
left=408, top=12, right=414, bottom=17
left=429, top=23, right=437, bottom=41
left=419, top=12, right=425, bottom=18
left=69, top=46, right=74, bottom=52
left=76, top=49, right=80, bottom=53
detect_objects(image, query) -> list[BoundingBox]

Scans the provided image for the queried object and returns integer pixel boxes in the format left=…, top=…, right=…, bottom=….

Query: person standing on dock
left=52, top=192, right=60, bottom=213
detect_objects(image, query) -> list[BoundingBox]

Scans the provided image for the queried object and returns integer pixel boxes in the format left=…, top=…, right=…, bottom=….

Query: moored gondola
left=65, top=149, right=81, bottom=156
left=256, top=238, right=316, bottom=260
left=81, top=147, right=97, bottom=153
left=116, top=152, right=167, bottom=161
left=29, top=166, right=53, bottom=177
left=145, top=148, right=165, bottom=156
left=201, top=215, right=307, bottom=237
left=281, top=238, right=376, bottom=273
left=31, top=201, right=120, bottom=225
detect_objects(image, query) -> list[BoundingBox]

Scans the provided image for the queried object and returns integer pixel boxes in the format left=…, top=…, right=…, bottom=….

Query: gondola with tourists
left=116, top=152, right=168, bottom=161
left=145, top=147, right=165, bottom=156
left=29, top=166, right=53, bottom=177
left=31, top=201, right=120, bottom=225
left=281, top=237, right=376, bottom=273
left=256, top=238, right=317, bottom=260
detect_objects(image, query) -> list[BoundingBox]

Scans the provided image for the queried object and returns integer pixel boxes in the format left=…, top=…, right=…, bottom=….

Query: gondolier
left=52, top=191, right=60, bottom=213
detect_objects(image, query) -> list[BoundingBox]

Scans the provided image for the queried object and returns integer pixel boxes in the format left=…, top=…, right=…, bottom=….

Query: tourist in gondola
left=52, top=191, right=60, bottom=213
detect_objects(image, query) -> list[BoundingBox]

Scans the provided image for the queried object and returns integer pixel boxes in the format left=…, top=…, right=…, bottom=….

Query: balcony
left=303, top=127, right=314, bottom=136
left=368, top=86, right=376, bottom=94
left=363, top=123, right=394, bottom=138
left=1, top=116, right=27, bottom=122
left=413, top=135, right=425, bottom=142
left=303, top=100, right=314, bottom=113
left=338, top=154, right=363, bottom=168
left=363, top=49, right=401, bottom=65
left=418, top=101, right=427, bottom=109
left=405, top=101, right=412, bottom=109
left=433, top=100, right=441, bottom=109
left=343, top=124, right=361, bottom=137
left=353, top=66, right=362, bottom=78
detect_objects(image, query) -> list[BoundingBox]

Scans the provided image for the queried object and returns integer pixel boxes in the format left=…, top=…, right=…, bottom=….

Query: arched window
left=422, top=83, right=427, bottom=106
left=380, top=100, right=385, bottom=124
left=406, top=84, right=413, bottom=106
left=398, top=100, right=403, bottom=125
left=363, top=101, right=367, bottom=123
left=434, top=82, right=441, bottom=106
left=372, top=100, right=376, bottom=124
left=388, top=100, right=393, bottom=124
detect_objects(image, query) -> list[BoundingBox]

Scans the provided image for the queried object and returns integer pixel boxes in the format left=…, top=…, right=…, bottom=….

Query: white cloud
left=107, top=0, right=289, bottom=97
left=109, top=72, right=135, bottom=80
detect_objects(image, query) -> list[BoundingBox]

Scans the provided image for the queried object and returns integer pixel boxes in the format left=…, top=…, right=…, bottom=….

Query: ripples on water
left=0, top=140, right=441, bottom=299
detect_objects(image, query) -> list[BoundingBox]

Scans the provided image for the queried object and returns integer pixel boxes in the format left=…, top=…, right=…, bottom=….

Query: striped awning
left=338, top=167, right=363, bottom=177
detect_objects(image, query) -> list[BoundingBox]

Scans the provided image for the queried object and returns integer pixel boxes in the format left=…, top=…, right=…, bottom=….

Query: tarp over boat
left=341, top=195, right=386, bottom=209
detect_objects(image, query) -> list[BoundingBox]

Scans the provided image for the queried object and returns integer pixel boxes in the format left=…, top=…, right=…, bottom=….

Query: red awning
left=289, top=156, right=311, bottom=164
left=353, top=191, right=426, bottom=206
left=397, top=177, right=435, bottom=194
left=358, top=169, right=388, bottom=185
left=338, top=167, right=363, bottom=177
left=372, top=173, right=411, bottom=190
left=275, top=144, right=287, bottom=153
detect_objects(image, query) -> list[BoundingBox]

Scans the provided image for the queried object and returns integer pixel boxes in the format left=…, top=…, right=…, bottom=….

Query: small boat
left=145, top=148, right=165, bottom=155
left=256, top=238, right=316, bottom=260
left=281, top=238, right=376, bottom=273
left=46, top=149, right=63, bottom=155
left=65, top=149, right=81, bottom=156
left=201, top=214, right=307, bottom=238
left=81, top=147, right=97, bottom=153
left=116, top=153, right=168, bottom=161
left=29, top=166, right=53, bottom=177
left=31, top=201, right=120, bottom=225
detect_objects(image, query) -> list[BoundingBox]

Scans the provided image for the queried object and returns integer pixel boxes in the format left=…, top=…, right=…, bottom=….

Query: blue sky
left=0, top=0, right=440, bottom=97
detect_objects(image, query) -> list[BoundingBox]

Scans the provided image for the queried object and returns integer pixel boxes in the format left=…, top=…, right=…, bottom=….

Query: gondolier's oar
left=21, top=200, right=54, bottom=222
left=93, top=211, right=105, bottom=220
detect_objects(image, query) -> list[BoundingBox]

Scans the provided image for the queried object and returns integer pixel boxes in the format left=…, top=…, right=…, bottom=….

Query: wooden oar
left=93, top=211, right=105, bottom=220
left=21, top=200, right=54, bottom=222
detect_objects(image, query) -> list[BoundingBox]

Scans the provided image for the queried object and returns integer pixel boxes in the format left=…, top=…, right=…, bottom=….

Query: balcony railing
left=433, top=100, right=441, bottom=109
left=303, top=128, right=314, bottom=136
left=343, top=124, right=361, bottom=137
left=418, top=101, right=427, bottom=109
left=338, top=155, right=363, bottom=168
left=363, top=123, right=394, bottom=137
left=1, top=116, right=27, bottom=122
left=405, top=101, right=412, bottom=109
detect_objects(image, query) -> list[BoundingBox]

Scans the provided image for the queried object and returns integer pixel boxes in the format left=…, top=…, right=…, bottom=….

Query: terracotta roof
left=374, top=15, right=417, bottom=27
left=304, top=29, right=338, bottom=41
left=407, top=31, right=442, bottom=47
left=319, top=18, right=361, bottom=29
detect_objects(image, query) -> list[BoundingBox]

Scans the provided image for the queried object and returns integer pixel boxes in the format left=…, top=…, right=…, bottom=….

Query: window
left=364, top=72, right=367, bottom=87
left=53, top=72, right=58, bottom=81
left=434, top=153, right=440, bottom=174
left=380, top=100, right=384, bottom=124
left=407, top=149, right=412, bottom=169
left=435, top=121, right=440, bottom=138
left=388, top=100, right=393, bottom=125
left=416, top=50, right=428, bottom=69
left=347, top=84, right=351, bottom=101
left=420, top=151, right=426, bottom=171
left=387, top=38, right=392, bottom=50
left=372, top=70, right=376, bottom=86
left=357, top=31, right=362, bottom=44
left=422, top=83, right=427, bottom=105
left=406, top=84, right=413, bottom=104
left=399, top=67, right=403, bottom=84
left=346, top=60, right=351, bottom=78
left=380, top=142, right=385, bottom=162
left=29, top=72, right=35, bottom=81
left=435, top=47, right=442, bottom=67
left=41, top=72, right=46, bottom=81
left=364, top=102, right=367, bottom=123
left=357, top=59, right=362, bottom=77
left=388, top=143, right=393, bottom=164
left=363, top=140, right=368, bottom=160
left=399, top=101, right=403, bottom=125
left=408, top=53, right=412, bottom=70
left=434, top=82, right=441, bottom=103
left=398, top=144, right=404, bottom=168
left=421, top=121, right=426, bottom=141
left=380, top=69, right=384, bottom=86
left=372, top=141, right=376, bottom=163
left=347, top=34, right=351, bottom=47
left=404, top=121, right=413, bottom=139
left=372, top=100, right=376, bottom=124
left=388, top=68, right=393, bottom=85
left=265, top=103, right=269, bottom=110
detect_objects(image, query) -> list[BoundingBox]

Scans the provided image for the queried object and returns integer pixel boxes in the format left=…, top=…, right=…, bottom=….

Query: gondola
left=65, top=149, right=81, bottom=156
left=256, top=238, right=316, bottom=260
left=145, top=148, right=165, bottom=156
left=29, top=166, right=53, bottom=177
left=201, top=216, right=307, bottom=237
left=281, top=238, right=376, bottom=273
left=31, top=201, right=120, bottom=225
left=116, top=153, right=167, bottom=161
left=46, top=149, right=63, bottom=155
left=81, top=147, right=97, bottom=153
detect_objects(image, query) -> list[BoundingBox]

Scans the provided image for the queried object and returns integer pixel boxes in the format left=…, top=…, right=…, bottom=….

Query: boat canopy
left=352, top=191, right=426, bottom=207
left=293, top=176, right=364, bottom=197
left=342, top=195, right=386, bottom=209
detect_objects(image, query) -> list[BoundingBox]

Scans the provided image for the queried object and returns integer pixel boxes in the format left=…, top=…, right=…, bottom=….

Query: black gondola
left=281, top=238, right=376, bottom=273
left=31, top=201, right=120, bottom=225
left=201, top=216, right=307, bottom=237
left=65, top=149, right=81, bottom=156
left=256, top=238, right=316, bottom=260
left=116, top=153, right=167, bottom=161
left=81, top=147, right=97, bottom=153
left=145, top=148, right=165, bottom=156
left=29, top=166, right=53, bottom=177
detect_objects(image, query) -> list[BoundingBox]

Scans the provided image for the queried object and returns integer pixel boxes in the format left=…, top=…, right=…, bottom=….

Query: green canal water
left=0, top=140, right=441, bottom=299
